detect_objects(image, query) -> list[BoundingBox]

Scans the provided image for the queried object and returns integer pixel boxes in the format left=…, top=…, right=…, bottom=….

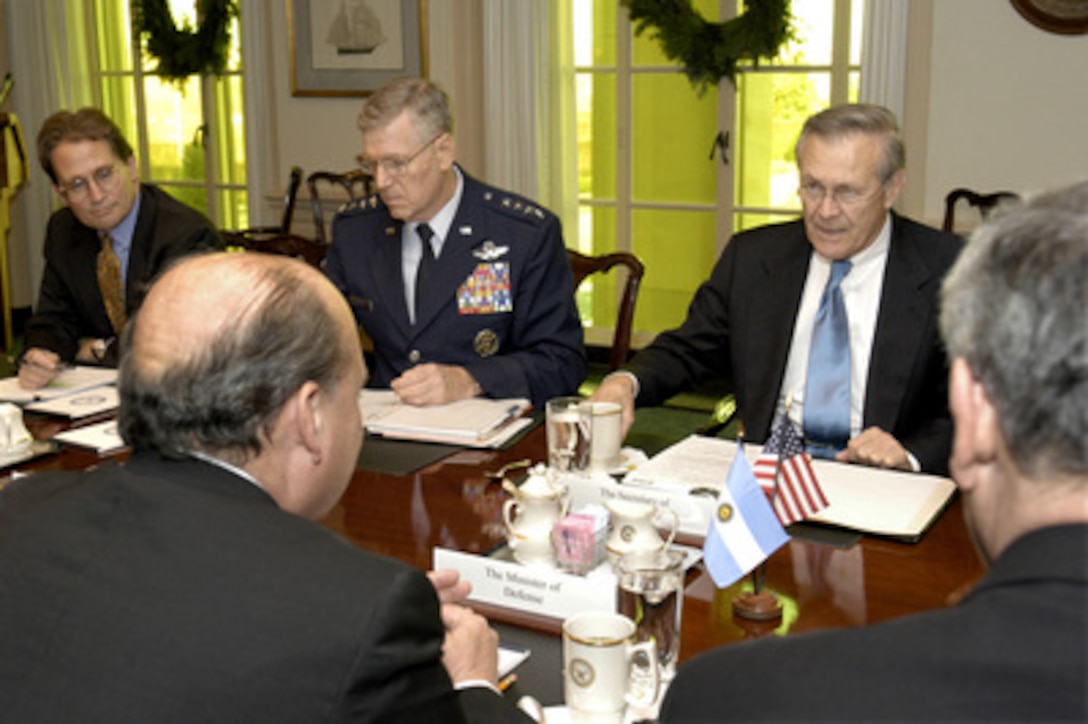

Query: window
left=570, top=0, right=862, bottom=344
left=93, top=0, right=247, bottom=228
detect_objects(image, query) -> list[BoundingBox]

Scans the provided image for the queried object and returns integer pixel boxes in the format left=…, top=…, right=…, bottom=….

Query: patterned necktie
left=414, top=223, right=436, bottom=325
left=97, top=233, right=127, bottom=335
left=803, top=259, right=852, bottom=457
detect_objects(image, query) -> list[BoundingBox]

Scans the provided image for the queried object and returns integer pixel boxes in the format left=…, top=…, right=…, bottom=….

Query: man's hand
left=835, top=426, right=912, bottom=471
left=391, top=363, right=479, bottom=406
left=427, top=568, right=472, bottom=605
left=17, top=348, right=63, bottom=390
left=588, top=372, right=637, bottom=438
left=439, top=603, right=500, bottom=686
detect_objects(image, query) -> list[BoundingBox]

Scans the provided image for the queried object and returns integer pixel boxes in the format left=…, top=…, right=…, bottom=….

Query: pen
left=498, top=673, right=517, bottom=692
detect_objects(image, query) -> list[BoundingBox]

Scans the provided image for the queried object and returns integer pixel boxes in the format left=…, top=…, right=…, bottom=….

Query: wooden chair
left=942, top=188, right=1019, bottom=232
left=227, top=166, right=303, bottom=237
left=306, top=169, right=374, bottom=244
left=221, top=232, right=328, bottom=269
left=567, top=249, right=645, bottom=372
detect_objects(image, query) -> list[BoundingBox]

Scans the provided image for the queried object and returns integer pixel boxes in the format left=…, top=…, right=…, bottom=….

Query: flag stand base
left=732, top=590, right=783, bottom=621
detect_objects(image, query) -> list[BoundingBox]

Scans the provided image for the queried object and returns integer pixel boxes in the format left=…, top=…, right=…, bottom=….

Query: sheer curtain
left=860, top=0, right=910, bottom=121
left=480, top=0, right=579, bottom=246
left=7, top=0, right=96, bottom=302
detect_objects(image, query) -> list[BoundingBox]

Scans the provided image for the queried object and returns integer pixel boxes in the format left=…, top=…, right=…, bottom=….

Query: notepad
left=26, top=385, right=119, bottom=419
left=360, top=390, right=532, bottom=447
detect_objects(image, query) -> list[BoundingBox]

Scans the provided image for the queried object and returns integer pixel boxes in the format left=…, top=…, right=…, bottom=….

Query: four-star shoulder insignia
left=337, top=194, right=384, bottom=218
left=485, top=191, right=549, bottom=226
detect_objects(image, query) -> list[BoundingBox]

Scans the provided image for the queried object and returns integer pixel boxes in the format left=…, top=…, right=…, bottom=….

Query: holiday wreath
left=133, top=0, right=237, bottom=84
left=621, top=0, right=795, bottom=94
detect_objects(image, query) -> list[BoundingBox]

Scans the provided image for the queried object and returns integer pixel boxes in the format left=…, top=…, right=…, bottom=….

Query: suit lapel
left=742, top=226, right=811, bottom=437
left=864, top=216, right=936, bottom=430
left=369, top=220, right=414, bottom=336
left=124, top=186, right=156, bottom=308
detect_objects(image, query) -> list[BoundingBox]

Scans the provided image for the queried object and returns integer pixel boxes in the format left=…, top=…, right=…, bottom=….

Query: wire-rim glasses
left=357, top=134, right=442, bottom=178
left=57, top=162, right=122, bottom=201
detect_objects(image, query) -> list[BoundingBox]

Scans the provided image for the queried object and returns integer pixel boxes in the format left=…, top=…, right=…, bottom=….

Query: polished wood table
left=323, top=424, right=984, bottom=644
left=14, top=413, right=986, bottom=705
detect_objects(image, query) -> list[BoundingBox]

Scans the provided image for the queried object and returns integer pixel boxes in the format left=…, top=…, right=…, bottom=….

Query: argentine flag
left=703, top=444, right=790, bottom=588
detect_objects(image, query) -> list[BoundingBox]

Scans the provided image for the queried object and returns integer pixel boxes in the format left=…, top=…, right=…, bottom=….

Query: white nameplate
left=433, top=547, right=617, bottom=620
left=562, top=473, right=714, bottom=538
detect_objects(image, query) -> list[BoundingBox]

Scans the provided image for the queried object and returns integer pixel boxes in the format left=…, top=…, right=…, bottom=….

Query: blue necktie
left=803, top=259, right=852, bottom=458
left=414, top=223, right=436, bottom=325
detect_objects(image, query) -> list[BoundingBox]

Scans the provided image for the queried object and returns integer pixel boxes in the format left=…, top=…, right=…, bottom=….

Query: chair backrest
left=220, top=231, right=328, bottom=269
left=220, top=166, right=303, bottom=238
left=278, top=166, right=304, bottom=234
left=942, top=188, right=1019, bottom=232
left=306, top=169, right=374, bottom=244
left=567, top=249, right=645, bottom=372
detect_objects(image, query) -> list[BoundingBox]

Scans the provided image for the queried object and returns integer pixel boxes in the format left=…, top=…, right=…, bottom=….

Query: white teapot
left=503, top=464, right=570, bottom=565
left=605, top=499, right=679, bottom=563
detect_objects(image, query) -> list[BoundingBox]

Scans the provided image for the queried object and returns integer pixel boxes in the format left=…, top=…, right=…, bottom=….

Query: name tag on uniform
left=458, top=262, right=513, bottom=315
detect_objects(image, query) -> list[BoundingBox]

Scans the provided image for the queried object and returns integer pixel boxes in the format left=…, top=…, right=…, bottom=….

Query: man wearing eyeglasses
left=592, top=104, right=964, bottom=475
left=325, top=78, right=586, bottom=408
left=18, top=107, right=223, bottom=390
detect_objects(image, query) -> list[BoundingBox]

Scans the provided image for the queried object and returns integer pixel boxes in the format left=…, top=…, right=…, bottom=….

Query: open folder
left=359, top=390, right=532, bottom=448
left=623, top=435, right=957, bottom=542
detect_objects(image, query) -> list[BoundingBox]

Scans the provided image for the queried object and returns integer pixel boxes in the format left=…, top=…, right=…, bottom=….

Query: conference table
left=15, top=410, right=986, bottom=709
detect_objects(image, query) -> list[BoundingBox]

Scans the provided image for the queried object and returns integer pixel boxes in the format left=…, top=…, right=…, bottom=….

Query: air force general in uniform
left=325, top=78, right=585, bottom=407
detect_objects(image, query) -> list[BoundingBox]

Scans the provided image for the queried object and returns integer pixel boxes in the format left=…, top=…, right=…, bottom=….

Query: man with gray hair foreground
left=0, top=253, right=531, bottom=722
left=658, top=180, right=1087, bottom=721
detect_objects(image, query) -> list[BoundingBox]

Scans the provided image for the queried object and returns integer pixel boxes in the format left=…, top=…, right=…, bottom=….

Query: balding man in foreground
left=0, top=253, right=531, bottom=722
left=659, top=181, right=1088, bottom=721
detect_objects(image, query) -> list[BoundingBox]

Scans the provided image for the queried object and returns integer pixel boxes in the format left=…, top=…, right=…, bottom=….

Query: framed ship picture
left=289, top=0, right=428, bottom=97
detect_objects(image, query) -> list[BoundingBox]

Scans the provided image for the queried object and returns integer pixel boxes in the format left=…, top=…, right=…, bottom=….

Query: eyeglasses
left=357, top=135, right=441, bottom=178
left=798, top=181, right=885, bottom=209
left=57, top=163, right=121, bottom=200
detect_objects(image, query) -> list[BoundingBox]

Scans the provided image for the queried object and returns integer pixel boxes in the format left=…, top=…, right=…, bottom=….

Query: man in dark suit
left=18, top=107, right=222, bottom=389
left=592, top=104, right=962, bottom=475
left=658, top=180, right=1088, bottom=722
left=325, top=77, right=585, bottom=408
left=0, top=252, right=532, bottom=722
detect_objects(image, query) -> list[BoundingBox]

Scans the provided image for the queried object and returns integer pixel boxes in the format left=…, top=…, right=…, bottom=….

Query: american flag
left=753, top=415, right=829, bottom=526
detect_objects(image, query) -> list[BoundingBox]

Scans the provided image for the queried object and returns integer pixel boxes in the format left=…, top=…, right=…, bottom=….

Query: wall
left=258, top=0, right=485, bottom=235
left=905, top=0, right=1088, bottom=225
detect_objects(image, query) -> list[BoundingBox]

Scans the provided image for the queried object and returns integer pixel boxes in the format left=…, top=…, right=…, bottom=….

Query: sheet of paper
left=25, top=385, right=119, bottom=419
left=625, top=435, right=956, bottom=540
left=498, top=643, right=530, bottom=678
left=52, top=419, right=127, bottom=456
left=0, top=366, right=118, bottom=404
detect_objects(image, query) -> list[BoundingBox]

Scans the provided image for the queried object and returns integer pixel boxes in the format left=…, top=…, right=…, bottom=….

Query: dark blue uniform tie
left=803, top=259, right=853, bottom=458
left=414, top=223, right=436, bottom=325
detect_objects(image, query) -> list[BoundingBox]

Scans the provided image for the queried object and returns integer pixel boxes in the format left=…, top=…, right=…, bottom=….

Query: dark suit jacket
left=0, top=453, right=529, bottom=723
left=24, top=184, right=223, bottom=365
left=626, top=214, right=963, bottom=474
left=659, top=524, right=1088, bottom=722
left=324, top=169, right=586, bottom=407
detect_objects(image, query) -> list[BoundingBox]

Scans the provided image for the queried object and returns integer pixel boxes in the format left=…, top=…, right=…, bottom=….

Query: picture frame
left=289, top=0, right=428, bottom=97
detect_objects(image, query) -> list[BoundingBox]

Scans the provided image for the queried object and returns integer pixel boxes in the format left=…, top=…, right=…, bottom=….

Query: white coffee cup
left=0, top=403, right=32, bottom=455
left=563, top=611, right=659, bottom=722
left=585, top=400, right=622, bottom=473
